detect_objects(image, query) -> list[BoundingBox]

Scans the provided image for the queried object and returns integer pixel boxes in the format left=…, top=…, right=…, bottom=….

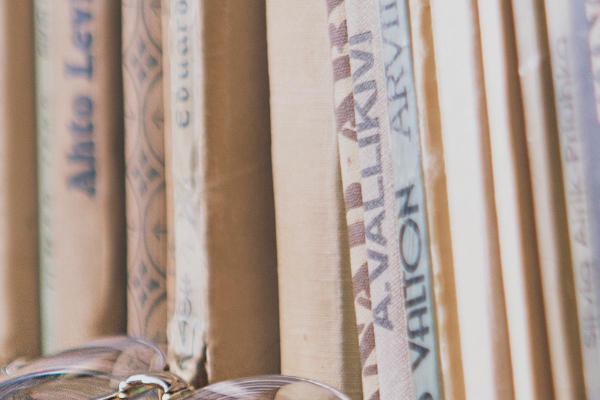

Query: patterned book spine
left=35, top=0, right=126, bottom=353
left=122, top=0, right=168, bottom=346
left=429, top=0, right=514, bottom=398
left=344, top=0, right=415, bottom=398
left=545, top=0, right=600, bottom=397
left=0, top=0, right=40, bottom=362
left=325, top=1, right=380, bottom=399
left=407, top=0, right=466, bottom=397
left=377, top=0, right=442, bottom=397
left=165, top=0, right=279, bottom=385
left=510, top=0, right=585, bottom=398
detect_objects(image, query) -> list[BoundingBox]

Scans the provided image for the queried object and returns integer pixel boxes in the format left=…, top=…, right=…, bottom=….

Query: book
left=511, top=0, right=585, bottom=397
left=0, top=0, right=40, bottom=363
left=544, top=0, right=600, bottom=397
left=408, top=0, right=466, bottom=397
left=344, top=0, right=415, bottom=398
left=122, top=0, right=168, bottom=346
left=35, top=0, right=126, bottom=353
left=476, top=1, right=553, bottom=398
left=266, top=0, right=363, bottom=398
left=163, top=0, right=280, bottom=386
left=429, top=0, right=514, bottom=397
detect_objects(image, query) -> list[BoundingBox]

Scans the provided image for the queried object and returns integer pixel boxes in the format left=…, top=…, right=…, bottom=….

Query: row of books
left=1, top=0, right=599, bottom=399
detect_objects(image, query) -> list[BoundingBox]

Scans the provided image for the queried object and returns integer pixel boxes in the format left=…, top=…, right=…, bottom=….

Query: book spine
left=344, top=0, right=415, bottom=398
left=545, top=0, right=600, bottom=397
left=429, top=0, right=514, bottom=398
left=165, top=0, right=279, bottom=385
left=510, top=0, right=585, bottom=398
left=377, top=0, right=442, bottom=397
left=407, top=0, right=466, bottom=397
left=476, top=1, right=553, bottom=398
left=0, top=0, right=40, bottom=362
left=325, top=1, right=381, bottom=399
left=35, top=0, right=126, bottom=353
left=122, top=0, right=168, bottom=346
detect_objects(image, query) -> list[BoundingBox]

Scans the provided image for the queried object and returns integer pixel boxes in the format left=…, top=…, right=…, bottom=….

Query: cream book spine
left=122, top=0, right=168, bottom=346
left=35, top=0, right=126, bottom=353
left=429, top=0, right=514, bottom=397
left=511, top=0, right=585, bottom=398
left=477, top=1, right=553, bottom=399
left=0, top=0, right=40, bottom=363
left=267, top=0, right=362, bottom=398
left=164, top=0, right=279, bottom=386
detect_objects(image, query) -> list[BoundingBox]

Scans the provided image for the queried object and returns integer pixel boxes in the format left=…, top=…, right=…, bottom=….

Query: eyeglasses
left=0, top=336, right=349, bottom=399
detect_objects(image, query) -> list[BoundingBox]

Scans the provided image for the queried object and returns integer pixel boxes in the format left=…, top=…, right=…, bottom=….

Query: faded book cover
left=429, top=0, right=514, bottom=398
left=544, top=0, right=600, bottom=397
left=408, top=0, right=465, bottom=398
left=476, top=1, right=553, bottom=398
left=266, top=0, right=362, bottom=398
left=35, top=0, right=126, bottom=353
left=0, top=0, right=40, bottom=363
left=163, top=0, right=280, bottom=386
left=122, top=0, right=168, bottom=347
left=511, top=0, right=585, bottom=398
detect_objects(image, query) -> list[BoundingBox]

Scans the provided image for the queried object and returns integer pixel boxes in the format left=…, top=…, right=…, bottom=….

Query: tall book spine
left=476, top=1, right=553, bottom=398
left=164, top=0, right=279, bottom=385
left=344, top=0, right=415, bottom=398
left=377, top=1, right=442, bottom=397
left=511, top=0, right=585, bottom=397
left=545, top=0, right=600, bottom=397
left=0, top=0, right=40, bottom=362
left=35, top=0, right=126, bottom=353
left=429, top=0, right=514, bottom=398
left=408, top=0, right=466, bottom=397
left=266, top=0, right=362, bottom=398
left=122, top=0, right=168, bottom=346
left=325, top=1, right=381, bottom=399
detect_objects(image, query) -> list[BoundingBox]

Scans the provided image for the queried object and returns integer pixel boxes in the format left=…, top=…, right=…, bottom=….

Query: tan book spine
left=324, top=1, right=380, bottom=399
left=35, top=0, right=126, bottom=353
left=510, top=0, right=585, bottom=398
left=429, top=0, right=514, bottom=398
left=266, top=0, right=362, bottom=398
left=164, top=0, right=279, bottom=385
left=477, top=1, right=553, bottom=399
left=122, top=0, right=168, bottom=346
left=408, top=0, right=465, bottom=398
left=0, top=0, right=40, bottom=362
left=344, top=0, right=415, bottom=398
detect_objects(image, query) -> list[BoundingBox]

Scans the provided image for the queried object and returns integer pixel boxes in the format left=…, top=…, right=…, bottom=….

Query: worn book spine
left=164, top=0, right=279, bottom=386
left=344, top=0, right=415, bottom=398
left=407, top=0, right=466, bottom=398
left=325, top=1, right=380, bottom=399
left=429, top=0, right=514, bottom=398
left=0, top=0, right=40, bottom=363
left=122, top=0, right=168, bottom=346
left=544, top=0, right=600, bottom=397
left=35, top=0, right=126, bottom=353
left=266, top=0, right=362, bottom=398
left=377, top=1, right=442, bottom=397
left=476, top=1, right=553, bottom=399
left=510, top=0, right=585, bottom=398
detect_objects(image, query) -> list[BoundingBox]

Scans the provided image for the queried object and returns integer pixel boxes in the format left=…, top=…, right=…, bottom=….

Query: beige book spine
left=36, top=0, right=126, bottom=353
left=408, top=0, right=465, bottom=398
left=0, top=0, right=40, bottom=362
left=122, top=0, right=168, bottom=346
left=164, top=0, right=279, bottom=385
left=429, top=0, right=514, bottom=398
left=266, top=0, right=362, bottom=398
left=477, top=1, right=553, bottom=399
left=511, top=0, right=585, bottom=398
